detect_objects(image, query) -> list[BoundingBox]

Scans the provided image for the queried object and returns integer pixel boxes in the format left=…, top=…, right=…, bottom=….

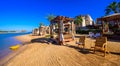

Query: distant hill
left=21, top=30, right=26, bottom=32
left=0, top=30, right=9, bottom=33
left=0, top=30, right=17, bottom=33
left=0, top=30, right=27, bottom=33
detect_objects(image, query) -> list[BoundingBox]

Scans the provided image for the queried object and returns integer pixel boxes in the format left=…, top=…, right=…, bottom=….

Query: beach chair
left=93, top=37, right=109, bottom=57
left=64, top=34, right=74, bottom=42
left=76, top=36, right=86, bottom=49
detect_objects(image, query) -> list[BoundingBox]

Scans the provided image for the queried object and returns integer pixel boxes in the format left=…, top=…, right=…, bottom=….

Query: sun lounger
left=88, top=32, right=94, bottom=38
left=94, top=33, right=101, bottom=38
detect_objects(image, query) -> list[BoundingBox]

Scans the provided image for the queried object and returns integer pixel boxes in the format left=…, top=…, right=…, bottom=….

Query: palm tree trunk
left=39, top=27, right=40, bottom=35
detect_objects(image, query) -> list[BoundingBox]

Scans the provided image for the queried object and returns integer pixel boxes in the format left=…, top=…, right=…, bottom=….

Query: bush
left=86, top=25, right=95, bottom=29
left=45, top=35, right=50, bottom=38
left=76, top=29, right=102, bottom=34
left=114, top=28, right=120, bottom=35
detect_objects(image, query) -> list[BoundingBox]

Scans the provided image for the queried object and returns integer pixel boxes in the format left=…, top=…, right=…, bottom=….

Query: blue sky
left=0, top=0, right=119, bottom=31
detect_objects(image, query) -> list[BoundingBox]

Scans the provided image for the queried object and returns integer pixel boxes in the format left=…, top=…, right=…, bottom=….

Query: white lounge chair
left=89, top=32, right=94, bottom=38
left=94, top=33, right=101, bottom=38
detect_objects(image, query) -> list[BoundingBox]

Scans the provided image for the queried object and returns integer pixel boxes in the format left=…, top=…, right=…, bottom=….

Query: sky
left=0, top=0, right=119, bottom=31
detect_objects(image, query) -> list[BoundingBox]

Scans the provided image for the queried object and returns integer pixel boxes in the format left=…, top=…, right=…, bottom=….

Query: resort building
left=32, top=28, right=39, bottom=35
left=78, top=14, right=94, bottom=27
left=96, top=13, right=120, bottom=35
left=32, top=26, right=50, bottom=36
left=85, top=15, right=94, bottom=26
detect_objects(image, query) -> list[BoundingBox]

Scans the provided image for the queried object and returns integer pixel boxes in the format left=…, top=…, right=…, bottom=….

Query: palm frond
left=105, top=8, right=111, bottom=15
left=74, top=16, right=83, bottom=25
left=104, top=1, right=119, bottom=15
left=118, top=2, right=120, bottom=12
left=39, top=22, right=44, bottom=27
left=46, top=14, right=56, bottom=22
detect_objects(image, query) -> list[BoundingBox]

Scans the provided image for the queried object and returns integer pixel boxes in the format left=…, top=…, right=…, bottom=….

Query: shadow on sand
left=31, top=38, right=59, bottom=45
left=65, top=44, right=93, bottom=54
left=31, top=36, right=120, bottom=56
left=65, top=44, right=120, bottom=56
left=110, top=52, right=120, bottom=56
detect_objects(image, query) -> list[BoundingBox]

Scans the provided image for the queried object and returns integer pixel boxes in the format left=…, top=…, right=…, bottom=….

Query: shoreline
left=0, top=45, right=28, bottom=66
left=0, top=34, right=45, bottom=66
left=0, top=34, right=32, bottom=66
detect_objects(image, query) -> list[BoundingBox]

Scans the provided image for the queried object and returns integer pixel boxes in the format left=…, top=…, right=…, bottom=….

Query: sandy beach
left=1, top=0, right=120, bottom=66
left=1, top=34, right=120, bottom=66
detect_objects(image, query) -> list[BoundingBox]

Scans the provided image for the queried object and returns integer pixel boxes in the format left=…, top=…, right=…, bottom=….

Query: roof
left=103, top=13, right=120, bottom=18
left=51, top=16, right=74, bottom=23
left=86, top=15, right=93, bottom=21
left=97, top=13, right=120, bottom=21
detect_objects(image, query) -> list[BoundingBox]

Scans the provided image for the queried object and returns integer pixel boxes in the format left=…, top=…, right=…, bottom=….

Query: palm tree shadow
left=31, top=38, right=59, bottom=45
left=65, top=44, right=92, bottom=54
left=110, top=52, right=120, bottom=56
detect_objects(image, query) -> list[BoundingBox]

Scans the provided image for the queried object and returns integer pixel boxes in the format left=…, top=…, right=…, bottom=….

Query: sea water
left=0, top=32, right=31, bottom=59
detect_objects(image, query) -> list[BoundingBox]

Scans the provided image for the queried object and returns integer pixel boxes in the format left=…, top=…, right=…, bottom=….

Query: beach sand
left=2, top=34, right=120, bottom=66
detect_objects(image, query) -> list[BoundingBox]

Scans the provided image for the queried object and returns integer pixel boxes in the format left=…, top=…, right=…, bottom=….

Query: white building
left=85, top=14, right=93, bottom=26
left=81, top=16, right=86, bottom=27
left=79, top=14, right=94, bottom=27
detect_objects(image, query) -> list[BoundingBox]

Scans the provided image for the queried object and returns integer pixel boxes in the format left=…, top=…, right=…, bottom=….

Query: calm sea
left=0, top=32, right=31, bottom=59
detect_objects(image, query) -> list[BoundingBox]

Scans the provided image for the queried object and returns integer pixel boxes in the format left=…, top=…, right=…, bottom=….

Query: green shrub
left=45, top=35, right=50, bottom=38
left=76, top=29, right=102, bottom=34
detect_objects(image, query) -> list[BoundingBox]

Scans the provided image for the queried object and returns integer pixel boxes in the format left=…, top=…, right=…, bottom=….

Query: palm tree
left=46, top=14, right=56, bottom=37
left=46, top=14, right=56, bottom=22
left=105, top=1, right=120, bottom=15
left=118, top=2, right=120, bottom=12
left=74, top=16, right=83, bottom=30
left=39, top=22, right=44, bottom=35
left=39, top=22, right=44, bottom=27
